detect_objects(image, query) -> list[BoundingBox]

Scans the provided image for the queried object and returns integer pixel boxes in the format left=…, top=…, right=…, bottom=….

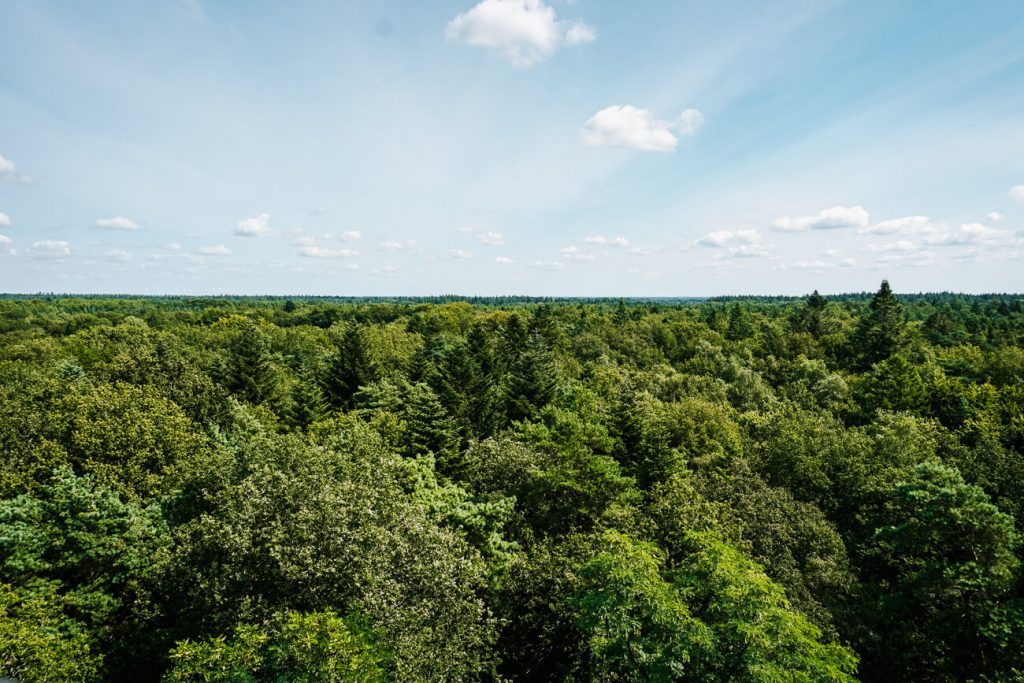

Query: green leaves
left=164, top=611, right=385, bottom=683
left=859, top=461, right=1022, bottom=680
left=0, top=581, right=101, bottom=682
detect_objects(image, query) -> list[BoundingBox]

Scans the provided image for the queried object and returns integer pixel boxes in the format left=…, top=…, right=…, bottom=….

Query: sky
left=1, top=0, right=1023, bottom=296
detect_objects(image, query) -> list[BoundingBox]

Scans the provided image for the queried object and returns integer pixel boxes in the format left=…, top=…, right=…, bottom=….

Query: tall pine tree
left=853, top=280, right=907, bottom=368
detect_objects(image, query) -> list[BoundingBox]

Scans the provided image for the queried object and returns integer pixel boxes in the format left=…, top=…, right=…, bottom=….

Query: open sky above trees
left=1, top=0, right=1023, bottom=295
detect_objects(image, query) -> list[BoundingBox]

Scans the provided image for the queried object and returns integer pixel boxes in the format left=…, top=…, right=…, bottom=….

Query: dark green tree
left=856, top=354, right=927, bottom=417
left=322, top=324, right=376, bottom=410
left=224, top=323, right=280, bottom=406
left=506, top=334, right=560, bottom=422
left=858, top=461, right=1022, bottom=681
left=852, top=280, right=907, bottom=368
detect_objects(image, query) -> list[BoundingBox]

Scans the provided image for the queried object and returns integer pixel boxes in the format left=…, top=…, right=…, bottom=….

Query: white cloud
left=1009, top=185, right=1024, bottom=204
left=534, top=260, right=564, bottom=271
left=476, top=231, right=505, bottom=245
left=673, top=108, right=705, bottom=135
left=163, top=242, right=182, bottom=251
left=29, top=240, right=72, bottom=258
left=0, top=153, right=33, bottom=185
left=581, top=105, right=703, bottom=152
left=0, top=234, right=12, bottom=253
left=860, top=215, right=935, bottom=235
left=495, top=256, right=515, bottom=264
left=729, top=244, right=772, bottom=258
left=299, top=246, right=358, bottom=258
left=839, top=258, right=857, bottom=267
left=95, top=216, right=139, bottom=231
left=450, top=249, right=475, bottom=260
left=924, top=222, right=1016, bottom=248
left=198, top=244, right=231, bottom=255
left=865, top=240, right=917, bottom=253
left=105, top=249, right=131, bottom=262
left=560, top=245, right=595, bottom=261
left=696, top=229, right=759, bottom=248
left=445, top=0, right=595, bottom=67
left=695, top=229, right=769, bottom=258
left=378, top=239, right=415, bottom=252
left=235, top=213, right=271, bottom=237
left=370, top=265, right=401, bottom=277
left=341, top=230, right=362, bottom=241
left=771, top=205, right=869, bottom=232
left=584, top=235, right=630, bottom=247
left=564, top=21, right=596, bottom=45
left=986, top=212, right=1004, bottom=222
left=792, top=260, right=829, bottom=270
left=345, top=263, right=359, bottom=271
left=0, top=212, right=10, bottom=228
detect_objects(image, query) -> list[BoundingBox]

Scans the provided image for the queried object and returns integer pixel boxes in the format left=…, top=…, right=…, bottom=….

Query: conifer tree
left=401, top=382, right=458, bottom=462
left=322, top=323, right=375, bottom=409
left=853, top=280, right=907, bottom=368
left=225, top=322, right=279, bottom=406
left=506, top=334, right=560, bottom=422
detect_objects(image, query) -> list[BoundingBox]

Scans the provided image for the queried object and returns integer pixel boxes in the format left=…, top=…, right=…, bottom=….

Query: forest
left=0, top=281, right=1022, bottom=682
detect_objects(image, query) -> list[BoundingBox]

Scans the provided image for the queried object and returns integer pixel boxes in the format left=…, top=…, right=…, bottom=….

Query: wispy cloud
left=0, top=153, right=34, bottom=185
left=378, top=239, right=416, bottom=252
left=0, top=212, right=10, bottom=228
left=198, top=244, right=231, bottom=255
left=584, top=235, right=630, bottom=247
left=298, top=245, right=358, bottom=258
left=450, top=249, right=475, bottom=260
left=859, top=215, right=935, bottom=235
left=29, top=240, right=71, bottom=259
left=1010, top=185, right=1024, bottom=204
left=96, top=216, right=139, bottom=231
left=696, top=229, right=771, bottom=258
left=696, top=229, right=759, bottom=248
left=559, top=245, right=596, bottom=261
left=475, top=231, right=505, bottom=245
left=771, top=205, right=869, bottom=232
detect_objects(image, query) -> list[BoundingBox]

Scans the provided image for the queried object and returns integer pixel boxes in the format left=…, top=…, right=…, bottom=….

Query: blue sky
left=1, top=0, right=1023, bottom=296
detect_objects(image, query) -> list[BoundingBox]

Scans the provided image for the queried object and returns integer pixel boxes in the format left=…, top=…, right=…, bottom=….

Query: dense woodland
left=1, top=282, right=1023, bottom=682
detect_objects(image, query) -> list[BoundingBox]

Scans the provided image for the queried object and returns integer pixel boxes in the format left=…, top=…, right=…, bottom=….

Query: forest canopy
left=1, top=283, right=1023, bottom=682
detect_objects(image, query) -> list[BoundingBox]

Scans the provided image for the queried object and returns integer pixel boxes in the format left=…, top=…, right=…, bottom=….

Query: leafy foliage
left=0, top=286, right=1022, bottom=680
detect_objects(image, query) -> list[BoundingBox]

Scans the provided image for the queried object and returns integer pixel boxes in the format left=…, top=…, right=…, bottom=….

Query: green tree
left=164, top=611, right=385, bottom=683
left=673, top=533, right=859, bottom=682
left=571, top=531, right=711, bottom=682
left=162, top=425, right=497, bottom=681
left=224, top=323, right=281, bottom=406
left=0, top=467, right=171, bottom=680
left=852, top=280, right=907, bottom=368
left=857, top=461, right=1022, bottom=681
left=0, top=581, right=101, bottom=683
left=856, top=354, right=927, bottom=416
left=322, top=324, right=376, bottom=410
